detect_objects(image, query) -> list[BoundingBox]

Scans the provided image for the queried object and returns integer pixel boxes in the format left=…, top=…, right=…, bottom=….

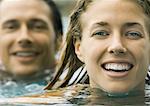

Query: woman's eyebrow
left=91, top=21, right=109, bottom=29
left=93, top=21, right=108, bottom=27
left=123, top=22, right=143, bottom=28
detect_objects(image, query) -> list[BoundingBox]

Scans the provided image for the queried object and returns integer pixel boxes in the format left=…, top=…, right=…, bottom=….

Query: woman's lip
left=102, top=59, right=133, bottom=64
left=101, top=62, right=133, bottom=72
left=103, top=70, right=130, bottom=78
left=101, top=61, right=134, bottom=78
left=101, top=60, right=134, bottom=67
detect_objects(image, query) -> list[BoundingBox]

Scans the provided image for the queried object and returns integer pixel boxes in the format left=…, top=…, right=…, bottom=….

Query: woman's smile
left=101, top=62, right=133, bottom=78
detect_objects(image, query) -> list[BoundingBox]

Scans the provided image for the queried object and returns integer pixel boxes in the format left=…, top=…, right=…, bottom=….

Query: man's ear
left=75, top=40, right=84, bottom=62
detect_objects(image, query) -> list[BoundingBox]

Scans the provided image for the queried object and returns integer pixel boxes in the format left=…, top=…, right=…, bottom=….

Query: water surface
left=0, top=84, right=149, bottom=106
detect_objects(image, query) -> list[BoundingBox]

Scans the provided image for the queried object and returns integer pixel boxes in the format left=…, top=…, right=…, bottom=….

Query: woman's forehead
left=80, top=0, right=148, bottom=26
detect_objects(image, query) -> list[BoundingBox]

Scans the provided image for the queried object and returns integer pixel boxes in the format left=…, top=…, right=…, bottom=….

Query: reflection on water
left=68, top=84, right=150, bottom=106
left=0, top=84, right=150, bottom=106
left=0, top=81, right=45, bottom=98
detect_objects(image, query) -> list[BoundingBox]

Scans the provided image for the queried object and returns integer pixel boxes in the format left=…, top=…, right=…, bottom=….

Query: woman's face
left=0, top=0, right=56, bottom=76
left=75, top=0, right=150, bottom=93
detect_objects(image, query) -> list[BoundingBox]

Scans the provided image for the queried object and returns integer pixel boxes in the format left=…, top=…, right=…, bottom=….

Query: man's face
left=0, top=0, right=56, bottom=76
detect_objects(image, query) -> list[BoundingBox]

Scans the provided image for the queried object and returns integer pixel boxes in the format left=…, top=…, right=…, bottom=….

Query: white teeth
left=104, top=63, right=131, bottom=71
left=15, top=52, right=37, bottom=56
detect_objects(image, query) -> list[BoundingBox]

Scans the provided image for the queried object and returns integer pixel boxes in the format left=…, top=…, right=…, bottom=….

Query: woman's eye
left=92, top=30, right=109, bottom=38
left=125, top=31, right=143, bottom=39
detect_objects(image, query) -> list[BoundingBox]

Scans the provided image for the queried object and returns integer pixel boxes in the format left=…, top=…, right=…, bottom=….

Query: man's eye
left=33, top=23, right=47, bottom=29
left=29, top=20, right=48, bottom=31
left=125, top=31, right=143, bottom=39
left=92, top=30, right=109, bottom=38
left=3, top=23, right=19, bottom=31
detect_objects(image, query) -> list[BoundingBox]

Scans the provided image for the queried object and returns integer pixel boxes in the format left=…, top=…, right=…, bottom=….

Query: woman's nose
left=107, top=36, right=127, bottom=55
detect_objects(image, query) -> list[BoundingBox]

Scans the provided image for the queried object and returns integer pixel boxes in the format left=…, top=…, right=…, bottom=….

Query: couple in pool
left=0, top=0, right=150, bottom=99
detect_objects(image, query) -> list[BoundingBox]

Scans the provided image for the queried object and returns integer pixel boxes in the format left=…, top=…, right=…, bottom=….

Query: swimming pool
left=0, top=84, right=149, bottom=106
left=0, top=80, right=45, bottom=98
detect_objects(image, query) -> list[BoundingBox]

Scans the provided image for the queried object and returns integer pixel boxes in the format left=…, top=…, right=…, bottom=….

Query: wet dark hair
left=44, top=0, right=63, bottom=39
left=45, top=0, right=150, bottom=90
left=43, top=0, right=63, bottom=52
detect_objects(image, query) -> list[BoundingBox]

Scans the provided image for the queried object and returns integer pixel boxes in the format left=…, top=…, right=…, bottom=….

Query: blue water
left=0, top=84, right=149, bottom=106
left=0, top=81, right=45, bottom=98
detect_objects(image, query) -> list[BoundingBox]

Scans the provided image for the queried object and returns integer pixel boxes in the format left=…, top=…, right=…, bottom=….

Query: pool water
left=0, top=84, right=149, bottom=106
left=68, top=84, right=150, bottom=105
left=0, top=80, right=45, bottom=98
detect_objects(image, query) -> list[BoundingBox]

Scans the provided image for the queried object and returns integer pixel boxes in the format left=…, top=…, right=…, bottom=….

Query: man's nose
left=16, top=26, right=33, bottom=47
left=107, top=35, right=127, bottom=55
